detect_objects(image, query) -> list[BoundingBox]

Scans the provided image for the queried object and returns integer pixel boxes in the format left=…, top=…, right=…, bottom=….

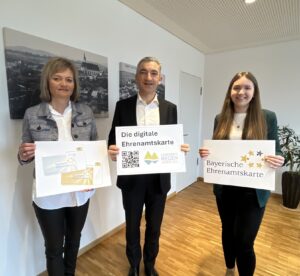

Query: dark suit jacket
left=108, top=95, right=177, bottom=194
left=213, top=109, right=282, bottom=207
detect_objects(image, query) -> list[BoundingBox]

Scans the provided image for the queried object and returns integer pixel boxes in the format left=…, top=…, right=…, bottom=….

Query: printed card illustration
left=42, top=150, right=85, bottom=176
left=116, top=125, right=186, bottom=175
left=203, top=140, right=275, bottom=190
left=35, top=141, right=111, bottom=197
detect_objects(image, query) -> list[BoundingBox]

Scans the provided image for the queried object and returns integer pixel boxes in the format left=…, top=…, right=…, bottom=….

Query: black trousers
left=121, top=174, right=167, bottom=268
left=216, top=186, right=265, bottom=276
left=33, top=200, right=89, bottom=276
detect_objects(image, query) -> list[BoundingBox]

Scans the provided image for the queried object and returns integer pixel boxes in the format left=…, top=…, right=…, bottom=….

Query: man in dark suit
left=108, top=57, right=189, bottom=276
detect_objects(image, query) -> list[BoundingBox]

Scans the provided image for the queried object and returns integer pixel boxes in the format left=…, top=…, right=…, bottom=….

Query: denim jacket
left=19, top=101, right=98, bottom=165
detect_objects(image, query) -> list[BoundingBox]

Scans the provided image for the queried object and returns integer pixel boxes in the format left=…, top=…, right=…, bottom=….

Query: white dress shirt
left=33, top=102, right=94, bottom=210
left=136, top=93, right=160, bottom=126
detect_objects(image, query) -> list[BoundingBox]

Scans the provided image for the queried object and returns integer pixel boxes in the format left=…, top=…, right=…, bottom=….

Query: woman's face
left=230, top=76, right=254, bottom=113
left=49, top=68, right=75, bottom=102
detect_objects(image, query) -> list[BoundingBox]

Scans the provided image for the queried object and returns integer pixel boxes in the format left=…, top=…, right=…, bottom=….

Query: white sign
left=35, top=141, right=111, bottom=197
left=116, top=124, right=186, bottom=175
left=203, top=140, right=275, bottom=190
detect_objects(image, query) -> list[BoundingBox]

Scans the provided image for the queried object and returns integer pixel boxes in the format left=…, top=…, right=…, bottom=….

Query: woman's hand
left=108, top=145, right=120, bottom=161
left=181, top=144, right=190, bottom=153
left=81, top=189, right=95, bottom=192
left=19, top=143, right=36, bottom=161
left=199, top=148, right=210, bottom=158
left=265, top=155, right=284, bottom=169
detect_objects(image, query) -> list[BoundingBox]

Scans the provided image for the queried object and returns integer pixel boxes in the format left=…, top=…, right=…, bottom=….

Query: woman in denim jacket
left=18, top=57, right=98, bottom=276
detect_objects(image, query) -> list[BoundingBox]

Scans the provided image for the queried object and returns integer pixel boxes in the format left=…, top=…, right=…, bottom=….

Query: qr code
left=122, top=151, right=139, bottom=168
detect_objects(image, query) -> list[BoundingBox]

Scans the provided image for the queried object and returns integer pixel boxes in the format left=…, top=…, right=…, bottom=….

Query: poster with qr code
left=116, top=125, right=186, bottom=175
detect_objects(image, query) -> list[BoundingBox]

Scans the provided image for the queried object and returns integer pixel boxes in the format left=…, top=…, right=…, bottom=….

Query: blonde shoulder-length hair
left=40, top=57, right=80, bottom=102
left=213, top=72, right=267, bottom=140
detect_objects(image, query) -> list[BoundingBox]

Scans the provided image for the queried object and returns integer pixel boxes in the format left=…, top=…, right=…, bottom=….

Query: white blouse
left=229, top=113, right=247, bottom=140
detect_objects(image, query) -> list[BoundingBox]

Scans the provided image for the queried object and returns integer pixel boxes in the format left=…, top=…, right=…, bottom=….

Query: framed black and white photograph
left=3, top=28, right=108, bottom=119
left=119, top=62, right=165, bottom=100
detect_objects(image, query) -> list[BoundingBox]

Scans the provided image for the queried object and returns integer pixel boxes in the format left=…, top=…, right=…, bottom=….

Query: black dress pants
left=33, top=200, right=89, bottom=276
left=216, top=186, right=265, bottom=276
left=121, top=174, right=167, bottom=268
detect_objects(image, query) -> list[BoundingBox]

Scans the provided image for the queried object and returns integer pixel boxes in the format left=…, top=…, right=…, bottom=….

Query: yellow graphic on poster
left=240, top=149, right=266, bottom=169
left=144, top=151, right=159, bottom=164
left=61, top=167, right=94, bottom=185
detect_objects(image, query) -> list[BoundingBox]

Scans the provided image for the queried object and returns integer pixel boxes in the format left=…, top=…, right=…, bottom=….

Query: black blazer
left=108, top=95, right=177, bottom=194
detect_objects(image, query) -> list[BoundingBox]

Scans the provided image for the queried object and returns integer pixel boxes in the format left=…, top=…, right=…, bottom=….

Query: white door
left=177, top=72, right=202, bottom=192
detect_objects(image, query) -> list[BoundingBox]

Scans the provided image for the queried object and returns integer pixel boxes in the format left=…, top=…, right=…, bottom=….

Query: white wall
left=0, top=0, right=205, bottom=275
left=202, top=40, right=300, bottom=193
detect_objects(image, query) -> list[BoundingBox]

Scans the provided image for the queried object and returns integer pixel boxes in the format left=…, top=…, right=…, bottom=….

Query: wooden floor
left=75, top=182, right=300, bottom=276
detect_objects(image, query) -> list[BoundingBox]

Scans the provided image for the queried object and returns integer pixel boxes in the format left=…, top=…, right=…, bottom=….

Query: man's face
left=135, top=61, right=162, bottom=96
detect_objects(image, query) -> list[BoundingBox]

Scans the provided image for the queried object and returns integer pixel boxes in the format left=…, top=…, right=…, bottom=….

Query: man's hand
left=108, top=145, right=120, bottom=161
left=181, top=144, right=190, bottom=153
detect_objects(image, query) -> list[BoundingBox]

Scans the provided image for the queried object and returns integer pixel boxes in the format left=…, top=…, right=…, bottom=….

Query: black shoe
left=144, top=266, right=159, bottom=276
left=128, top=266, right=139, bottom=276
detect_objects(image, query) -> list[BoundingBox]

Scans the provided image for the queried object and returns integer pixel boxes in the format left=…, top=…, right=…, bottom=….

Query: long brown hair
left=213, top=72, right=267, bottom=140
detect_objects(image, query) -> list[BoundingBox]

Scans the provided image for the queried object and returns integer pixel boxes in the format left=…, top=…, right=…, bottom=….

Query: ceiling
left=119, top=0, right=300, bottom=54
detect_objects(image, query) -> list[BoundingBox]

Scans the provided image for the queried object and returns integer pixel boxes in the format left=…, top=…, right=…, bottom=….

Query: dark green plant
left=278, top=125, right=300, bottom=173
